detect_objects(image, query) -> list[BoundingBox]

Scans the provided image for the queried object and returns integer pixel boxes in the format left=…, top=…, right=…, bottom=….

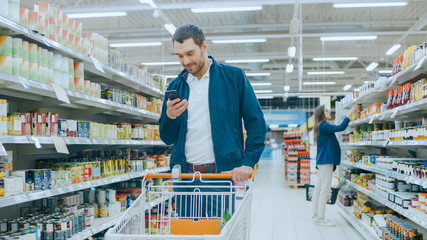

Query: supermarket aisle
left=249, top=158, right=364, bottom=240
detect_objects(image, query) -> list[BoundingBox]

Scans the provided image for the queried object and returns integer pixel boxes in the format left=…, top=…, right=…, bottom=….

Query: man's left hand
left=224, top=166, right=253, bottom=182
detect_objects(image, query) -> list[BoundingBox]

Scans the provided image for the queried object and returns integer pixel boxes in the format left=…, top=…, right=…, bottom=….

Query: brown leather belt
left=187, top=163, right=216, bottom=173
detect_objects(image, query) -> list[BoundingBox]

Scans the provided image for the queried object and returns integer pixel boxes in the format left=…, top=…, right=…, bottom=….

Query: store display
left=283, top=130, right=310, bottom=185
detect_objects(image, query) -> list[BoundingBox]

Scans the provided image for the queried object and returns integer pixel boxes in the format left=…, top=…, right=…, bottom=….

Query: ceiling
left=21, top=0, right=427, bottom=108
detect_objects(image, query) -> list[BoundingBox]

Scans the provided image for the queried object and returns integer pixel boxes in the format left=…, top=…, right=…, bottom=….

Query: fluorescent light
left=191, top=6, right=262, bottom=13
left=298, top=96, right=318, bottom=98
left=246, top=72, right=271, bottom=76
left=164, top=75, right=178, bottom=78
left=307, top=71, right=344, bottom=75
left=110, top=42, right=161, bottom=47
left=254, top=90, right=273, bottom=93
left=257, top=95, right=274, bottom=99
left=303, top=82, right=336, bottom=85
left=212, top=39, right=266, bottom=44
left=164, top=24, right=176, bottom=35
left=343, top=84, right=352, bottom=91
left=288, top=124, right=298, bottom=128
left=378, top=69, right=392, bottom=74
left=68, top=12, right=127, bottom=19
left=140, top=0, right=157, bottom=8
left=225, top=59, right=269, bottom=63
left=366, top=62, right=379, bottom=71
left=312, top=57, right=358, bottom=61
left=288, top=46, right=296, bottom=57
left=141, top=61, right=181, bottom=66
left=269, top=124, right=279, bottom=128
left=386, top=44, right=401, bottom=55
left=284, top=85, right=290, bottom=91
left=286, top=64, right=294, bottom=73
left=251, top=82, right=272, bottom=86
left=320, top=36, right=377, bottom=41
left=334, top=2, right=407, bottom=8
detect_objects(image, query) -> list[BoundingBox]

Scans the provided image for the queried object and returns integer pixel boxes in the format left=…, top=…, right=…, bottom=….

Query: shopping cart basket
left=305, top=173, right=341, bottom=205
left=105, top=171, right=255, bottom=240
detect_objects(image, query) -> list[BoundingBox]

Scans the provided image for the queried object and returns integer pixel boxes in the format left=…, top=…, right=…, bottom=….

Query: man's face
left=174, top=38, right=207, bottom=76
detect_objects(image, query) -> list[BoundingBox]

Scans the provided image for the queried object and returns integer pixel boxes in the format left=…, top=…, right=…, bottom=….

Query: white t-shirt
left=185, top=61, right=216, bottom=165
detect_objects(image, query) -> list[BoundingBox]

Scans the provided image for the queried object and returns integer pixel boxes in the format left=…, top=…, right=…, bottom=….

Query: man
left=159, top=24, right=266, bottom=217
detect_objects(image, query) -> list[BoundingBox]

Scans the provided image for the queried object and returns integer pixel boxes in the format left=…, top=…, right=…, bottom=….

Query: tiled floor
left=249, top=158, right=365, bottom=240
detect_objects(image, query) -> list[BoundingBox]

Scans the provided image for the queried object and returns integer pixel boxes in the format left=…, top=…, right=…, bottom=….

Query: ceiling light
left=141, top=61, right=181, bottom=66
left=307, top=71, right=345, bottom=75
left=298, top=96, right=318, bottom=98
left=386, top=44, right=401, bottom=55
left=251, top=82, right=272, bottom=86
left=254, top=90, right=273, bottom=93
left=378, top=69, right=392, bottom=74
left=68, top=12, right=127, bottom=19
left=286, top=64, right=294, bottom=73
left=288, top=124, right=298, bottom=128
left=333, top=2, right=407, bottom=8
left=164, top=24, right=176, bottom=35
left=288, top=46, right=296, bottom=57
left=246, top=72, right=271, bottom=76
left=225, top=59, right=269, bottom=63
left=343, top=84, right=352, bottom=91
left=366, top=62, right=379, bottom=71
left=312, top=57, right=358, bottom=61
left=320, top=36, right=377, bottom=41
left=256, top=95, right=274, bottom=99
left=212, top=39, right=266, bottom=44
left=284, top=85, right=290, bottom=91
left=191, top=6, right=262, bottom=13
left=110, top=42, right=161, bottom=48
left=164, top=75, right=178, bottom=78
left=303, top=82, right=336, bottom=85
left=140, top=0, right=157, bottom=8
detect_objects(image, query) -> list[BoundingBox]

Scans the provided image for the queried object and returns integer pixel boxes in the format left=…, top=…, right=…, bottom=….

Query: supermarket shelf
left=342, top=161, right=427, bottom=188
left=337, top=202, right=381, bottom=240
left=0, top=167, right=170, bottom=209
left=341, top=141, right=388, bottom=147
left=0, top=135, right=166, bottom=146
left=0, top=16, right=164, bottom=99
left=389, top=57, right=427, bottom=87
left=341, top=89, right=389, bottom=110
left=346, top=181, right=427, bottom=229
left=342, top=140, right=427, bottom=148
left=0, top=72, right=160, bottom=122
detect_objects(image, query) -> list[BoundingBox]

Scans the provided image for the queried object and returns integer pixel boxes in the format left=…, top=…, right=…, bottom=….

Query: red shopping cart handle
left=145, top=165, right=258, bottom=180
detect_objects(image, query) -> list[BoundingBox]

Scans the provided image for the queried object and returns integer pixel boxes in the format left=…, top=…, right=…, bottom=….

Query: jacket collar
left=177, top=56, right=216, bottom=81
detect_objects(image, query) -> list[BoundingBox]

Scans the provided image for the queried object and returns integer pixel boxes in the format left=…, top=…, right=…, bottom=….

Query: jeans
left=312, top=164, right=333, bottom=219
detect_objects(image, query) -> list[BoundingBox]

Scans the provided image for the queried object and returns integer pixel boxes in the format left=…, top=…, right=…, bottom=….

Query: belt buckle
left=192, top=164, right=196, bottom=172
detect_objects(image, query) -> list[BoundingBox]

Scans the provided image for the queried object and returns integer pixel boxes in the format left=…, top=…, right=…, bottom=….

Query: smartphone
left=165, top=90, right=182, bottom=101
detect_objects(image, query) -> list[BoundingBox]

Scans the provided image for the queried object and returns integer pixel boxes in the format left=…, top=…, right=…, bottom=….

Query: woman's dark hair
left=172, top=24, right=205, bottom=47
left=313, top=105, right=326, bottom=143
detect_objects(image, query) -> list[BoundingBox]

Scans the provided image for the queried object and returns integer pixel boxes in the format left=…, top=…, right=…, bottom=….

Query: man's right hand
left=166, top=98, right=189, bottom=119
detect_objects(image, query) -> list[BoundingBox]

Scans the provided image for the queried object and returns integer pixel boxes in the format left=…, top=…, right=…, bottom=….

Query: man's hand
left=166, top=98, right=189, bottom=119
left=224, top=166, right=253, bottom=182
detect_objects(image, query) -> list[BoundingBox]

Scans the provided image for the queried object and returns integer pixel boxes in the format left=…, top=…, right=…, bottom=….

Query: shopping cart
left=305, top=173, right=341, bottom=205
left=105, top=170, right=255, bottom=240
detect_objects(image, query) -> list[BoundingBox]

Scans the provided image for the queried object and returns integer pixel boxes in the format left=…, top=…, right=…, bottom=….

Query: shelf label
left=382, top=141, right=389, bottom=147
left=369, top=115, right=375, bottom=124
left=18, top=76, right=31, bottom=89
left=390, top=108, right=399, bottom=119
left=414, top=56, right=427, bottom=71
left=42, top=37, right=51, bottom=47
left=380, top=111, right=388, bottom=120
left=50, top=82, right=70, bottom=104
left=385, top=171, right=392, bottom=178
left=14, top=194, right=28, bottom=203
left=0, top=143, right=7, bottom=157
left=51, top=136, right=69, bottom=154
left=28, top=136, right=42, bottom=149
left=90, top=56, right=105, bottom=73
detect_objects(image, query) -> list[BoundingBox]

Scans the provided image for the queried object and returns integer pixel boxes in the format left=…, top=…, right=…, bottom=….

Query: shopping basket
left=305, top=173, right=340, bottom=205
left=105, top=170, right=255, bottom=240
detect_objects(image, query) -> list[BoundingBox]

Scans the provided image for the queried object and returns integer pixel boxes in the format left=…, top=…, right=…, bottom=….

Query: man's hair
left=172, top=24, right=205, bottom=47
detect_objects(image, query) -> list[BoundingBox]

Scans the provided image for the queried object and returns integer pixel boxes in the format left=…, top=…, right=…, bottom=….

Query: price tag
left=386, top=171, right=392, bottom=178
left=414, top=56, right=427, bottom=71
left=28, top=136, right=42, bottom=149
left=51, top=136, right=69, bottom=154
left=391, top=108, right=399, bottom=119
left=380, top=111, right=388, bottom=120
left=42, top=37, right=51, bottom=47
left=90, top=56, right=105, bottom=73
left=18, top=76, right=31, bottom=89
left=0, top=143, right=8, bottom=157
left=50, top=83, right=70, bottom=104
left=88, top=237, right=94, bottom=240
left=382, top=141, right=389, bottom=147
left=14, top=194, right=28, bottom=203
left=369, top=115, right=375, bottom=124
left=90, top=187, right=96, bottom=191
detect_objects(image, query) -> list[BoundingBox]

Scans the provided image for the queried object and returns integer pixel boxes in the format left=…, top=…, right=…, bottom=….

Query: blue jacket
left=159, top=56, right=267, bottom=173
left=316, top=117, right=350, bottom=170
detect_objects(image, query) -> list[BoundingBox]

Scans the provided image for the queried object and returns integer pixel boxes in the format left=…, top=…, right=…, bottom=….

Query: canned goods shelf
left=342, top=161, right=427, bottom=188
left=346, top=181, right=427, bottom=229
left=342, top=140, right=427, bottom=148
left=0, top=16, right=164, bottom=99
left=337, top=201, right=381, bottom=240
left=0, top=71, right=160, bottom=123
left=0, top=166, right=170, bottom=209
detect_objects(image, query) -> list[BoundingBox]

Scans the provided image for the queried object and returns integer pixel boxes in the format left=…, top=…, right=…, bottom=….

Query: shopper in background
left=159, top=24, right=267, bottom=216
left=312, top=104, right=356, bottom=226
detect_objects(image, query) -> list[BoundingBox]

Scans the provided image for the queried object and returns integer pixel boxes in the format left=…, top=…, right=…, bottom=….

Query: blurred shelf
left=337, top=202, right=381, bottom=240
